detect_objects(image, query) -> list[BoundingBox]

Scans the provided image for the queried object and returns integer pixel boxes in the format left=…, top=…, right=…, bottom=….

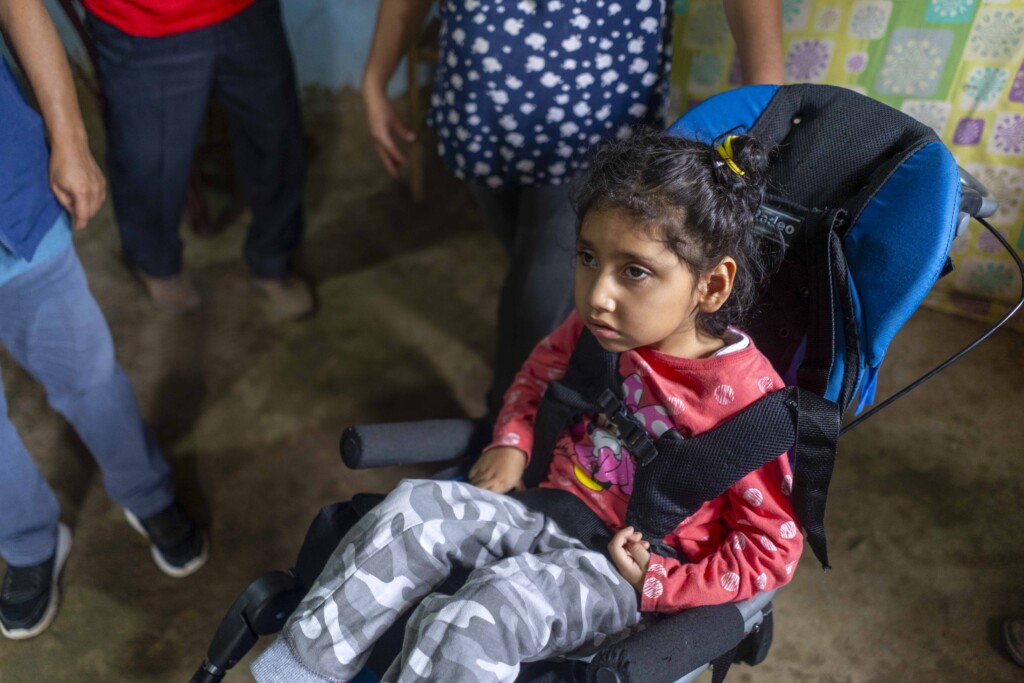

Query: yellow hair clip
left=716, top=135, right=745, bottom=176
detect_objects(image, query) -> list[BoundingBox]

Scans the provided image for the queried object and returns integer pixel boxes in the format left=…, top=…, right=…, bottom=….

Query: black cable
left=840, top=216, right=1024, bottom=435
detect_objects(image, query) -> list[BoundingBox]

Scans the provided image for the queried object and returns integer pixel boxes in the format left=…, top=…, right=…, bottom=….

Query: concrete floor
left=0, top=91, right=1022, bottom=682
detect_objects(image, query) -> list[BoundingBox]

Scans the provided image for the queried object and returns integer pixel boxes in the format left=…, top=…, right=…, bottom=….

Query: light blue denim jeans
left=0, top=242, right=173, bottom=566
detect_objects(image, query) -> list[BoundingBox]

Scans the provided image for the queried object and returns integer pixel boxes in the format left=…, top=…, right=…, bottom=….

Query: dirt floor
left=0, top=88, right=1022, bottom=682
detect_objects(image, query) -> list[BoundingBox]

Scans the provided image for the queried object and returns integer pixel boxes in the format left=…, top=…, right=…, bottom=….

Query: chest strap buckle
left=596, top=389, right=659, bottom=466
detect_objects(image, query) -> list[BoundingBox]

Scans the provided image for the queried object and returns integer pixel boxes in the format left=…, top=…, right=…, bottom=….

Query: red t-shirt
left=486, top=312, right=803, bottom=613
left=84, top=0, right=256, bottom=37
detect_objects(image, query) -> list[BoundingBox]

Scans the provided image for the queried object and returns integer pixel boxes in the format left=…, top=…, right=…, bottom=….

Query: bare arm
left=360, top=0, right=435, bottom=177
left=0, top=0, right=104, bottom=230
left=722, top=0, right=784, bottom=86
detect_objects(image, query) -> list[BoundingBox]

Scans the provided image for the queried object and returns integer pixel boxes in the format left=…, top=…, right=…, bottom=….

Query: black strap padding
left=525, top=393, right=580, bottom=488
left=526, top=330, right=619, bottom=487
left=510, top=488, right=613, bottom=553
left=625, top=389, right=801, bottom=541
left=625, top=387, right=840, bottom=570
left=586, top=602, right=745, bottom=683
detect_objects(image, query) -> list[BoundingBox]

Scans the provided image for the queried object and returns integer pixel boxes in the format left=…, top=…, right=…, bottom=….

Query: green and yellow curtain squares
left=671, top=0, right=1024, bottom=330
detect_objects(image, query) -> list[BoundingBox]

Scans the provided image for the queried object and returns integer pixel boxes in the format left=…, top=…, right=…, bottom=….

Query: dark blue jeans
left=467, top=183, right=577, bottom=418
left=88, top=0, right=305, bottom=279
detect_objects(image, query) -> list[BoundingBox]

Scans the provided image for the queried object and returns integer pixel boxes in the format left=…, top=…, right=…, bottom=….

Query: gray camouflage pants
left=251, top=479, right=642, bottom=683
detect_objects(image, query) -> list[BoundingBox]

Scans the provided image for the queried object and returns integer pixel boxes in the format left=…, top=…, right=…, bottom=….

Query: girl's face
left=574, top=206, right=735, bottom=359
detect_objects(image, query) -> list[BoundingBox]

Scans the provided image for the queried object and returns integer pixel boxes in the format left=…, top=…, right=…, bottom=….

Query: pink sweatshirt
left=486, top=311, right=803, bottom=612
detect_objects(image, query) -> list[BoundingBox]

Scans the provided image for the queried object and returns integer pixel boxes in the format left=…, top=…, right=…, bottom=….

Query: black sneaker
left=0, top=523, right=72, bottom=640
left=124, top=502, right=207, bottom=578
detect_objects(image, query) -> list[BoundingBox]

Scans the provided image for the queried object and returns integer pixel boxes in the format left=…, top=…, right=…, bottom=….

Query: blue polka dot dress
left=430, top=0, right=673, bottom=188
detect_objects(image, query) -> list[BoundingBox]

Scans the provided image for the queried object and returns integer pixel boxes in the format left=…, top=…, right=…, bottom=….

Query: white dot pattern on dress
left=432, top=0, right=671, bottom=186
left=721, top=572, right=740, bottom=592
left=780, top=521, right=798, bottom=540
left=759, top=535, right=778, bottom=552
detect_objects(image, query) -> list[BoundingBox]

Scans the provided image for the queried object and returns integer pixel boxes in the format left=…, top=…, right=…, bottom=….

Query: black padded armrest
left=587, top=602, right=745, bottom=683
left=339, top=419, right=493, bottom=469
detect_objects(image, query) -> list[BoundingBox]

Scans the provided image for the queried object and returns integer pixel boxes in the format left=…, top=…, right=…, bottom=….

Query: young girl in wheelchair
left=252, top=129, right=803, bottom=682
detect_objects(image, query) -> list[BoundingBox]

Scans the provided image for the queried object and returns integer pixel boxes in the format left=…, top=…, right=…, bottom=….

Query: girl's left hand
left=608, top=526, right=651, bottom=593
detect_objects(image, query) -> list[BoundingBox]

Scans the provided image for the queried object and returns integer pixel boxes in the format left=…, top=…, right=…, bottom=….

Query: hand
left=469, top=446, right=527, bottom=493
left=49, top=138, right=105, bottom=230
left=362, top=85, right=415, bottom=178
left=608, top=526, right=651, bottom=593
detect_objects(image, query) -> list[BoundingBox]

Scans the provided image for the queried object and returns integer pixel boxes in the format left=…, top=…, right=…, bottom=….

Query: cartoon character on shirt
left=571, top=373, right=674, bottom=494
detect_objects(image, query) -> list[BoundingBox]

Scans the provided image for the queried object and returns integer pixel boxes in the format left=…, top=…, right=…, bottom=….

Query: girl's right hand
left=469, top=446, right=528, bottom=493
left=608, top=526, right=651, bottom=593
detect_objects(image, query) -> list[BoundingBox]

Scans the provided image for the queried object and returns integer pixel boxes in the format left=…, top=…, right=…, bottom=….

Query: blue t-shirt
left=430, top=0, right=672, bottom=187
left=0, top=58, right=63, bottom=261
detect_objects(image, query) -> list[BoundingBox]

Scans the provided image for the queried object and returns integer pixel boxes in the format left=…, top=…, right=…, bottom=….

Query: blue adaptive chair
left=188, top=84, right=1022, bottom=683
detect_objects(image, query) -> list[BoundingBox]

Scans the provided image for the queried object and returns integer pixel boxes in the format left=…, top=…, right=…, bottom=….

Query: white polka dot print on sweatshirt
left=714, top=384, right=736, bottom=405
left=742, top=487, right=763, bottom=507
left=643, top=576, right=664, bottom=599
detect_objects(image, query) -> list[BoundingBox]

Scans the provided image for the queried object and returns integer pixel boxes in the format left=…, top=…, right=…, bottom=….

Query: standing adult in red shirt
left=84, top=0, right=314, bottom=318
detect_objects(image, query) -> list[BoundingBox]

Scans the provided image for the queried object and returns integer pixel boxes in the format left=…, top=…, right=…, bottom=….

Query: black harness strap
left=525, top=330, right=619, bottom=487
left=625, top=390, right=801, bottom=540
left=625, top=386, right=839, bottom=569
left=509, top=488, right=613, bottom=553
left=525, top=330, right=841, bottom=570
left=794, top=208, right=841, bottom=399
left=788, top=388, right=841, bottom=569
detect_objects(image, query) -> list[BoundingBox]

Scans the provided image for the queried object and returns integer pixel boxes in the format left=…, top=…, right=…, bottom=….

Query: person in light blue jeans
left=0, top=214, right=175, bottom=567
left=0, top=0, right=206, bottom=641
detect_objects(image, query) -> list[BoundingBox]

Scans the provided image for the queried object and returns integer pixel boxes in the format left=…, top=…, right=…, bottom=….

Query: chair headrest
left=668, top=85, right=961, bottom=408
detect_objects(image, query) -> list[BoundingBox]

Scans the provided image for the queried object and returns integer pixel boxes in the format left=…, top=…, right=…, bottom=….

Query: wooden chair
left=405, top=17, right=440, bottom=203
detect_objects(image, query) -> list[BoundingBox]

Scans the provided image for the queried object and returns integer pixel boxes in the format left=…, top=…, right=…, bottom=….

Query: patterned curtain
left=670, top=0, right=1024, bottom=331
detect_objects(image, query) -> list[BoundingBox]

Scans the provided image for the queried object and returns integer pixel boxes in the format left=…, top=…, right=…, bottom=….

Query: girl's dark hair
left=572, top=127, right=772, bottom=338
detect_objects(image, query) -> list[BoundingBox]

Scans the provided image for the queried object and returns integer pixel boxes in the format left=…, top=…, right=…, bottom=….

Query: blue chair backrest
left=667, top=84, right=961, bottom=412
